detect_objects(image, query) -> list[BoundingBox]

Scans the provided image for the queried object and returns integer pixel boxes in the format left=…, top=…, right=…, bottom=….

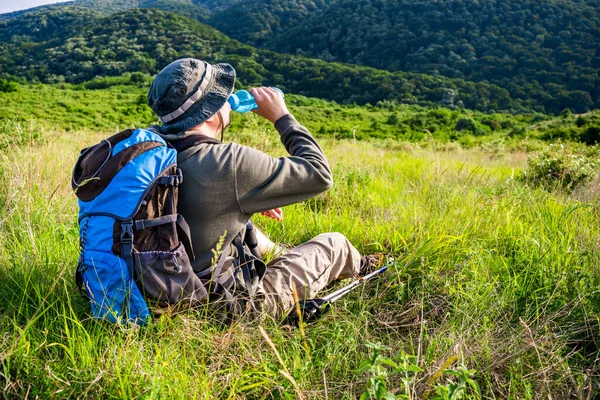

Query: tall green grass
left=0, top=119, right=598, bottom=398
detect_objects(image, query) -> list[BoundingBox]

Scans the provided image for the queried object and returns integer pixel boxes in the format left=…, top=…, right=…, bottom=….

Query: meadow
left=0, top=85, right=598, bottom=398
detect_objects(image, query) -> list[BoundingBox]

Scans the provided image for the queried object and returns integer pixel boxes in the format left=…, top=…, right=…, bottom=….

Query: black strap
left=244, top=222, right=261, bottom=259
left=234, top=235, right=257, bottom=298
left=175, top=215, right=195, bottom=261
left=168, top=134, right=221, bottom=153
left=120, top=221, right=135, bottom=279
left=209, top=250, right=231, bottom=291
left=134, top=214, right=177, bottom=230
left=133, top=214, right=196, bottom=261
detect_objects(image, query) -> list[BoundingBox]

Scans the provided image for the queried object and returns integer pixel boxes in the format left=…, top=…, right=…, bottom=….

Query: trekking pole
left=284, top=258, right=393, bottom=326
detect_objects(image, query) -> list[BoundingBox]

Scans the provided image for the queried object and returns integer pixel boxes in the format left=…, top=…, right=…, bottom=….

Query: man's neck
left=186, top=124, right=218, bottom=139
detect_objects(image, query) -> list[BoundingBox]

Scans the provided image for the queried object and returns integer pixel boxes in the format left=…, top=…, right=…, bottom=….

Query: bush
left=508, top=126, right=526, bottom=138
left=386, top=113, right=399, bottom=125
left=520, top=143, right=597, bottom=192
left=560, top=108, right=573, bottom=118
left=0, top=78, right=18, bottom=93
left=454, top=117, right=477, bottom=132
left=540, top=126, right=579, bottom=141
left=531, top=114, right=548, bottom=123
left=580, top=125, right=600, bottom=145
left=482, top=119, right=501, bottom=131
left=575, top=116, right=589, bottom=127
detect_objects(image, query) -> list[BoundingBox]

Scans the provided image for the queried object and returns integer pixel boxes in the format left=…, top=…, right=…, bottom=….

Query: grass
left=0, top=113, right=598, bottom=398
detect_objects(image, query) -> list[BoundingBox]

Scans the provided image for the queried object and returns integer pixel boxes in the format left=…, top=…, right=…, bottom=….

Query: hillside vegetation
left=263, top=0, right=600, bottom=114
left=209, top=0, right=335, bottom=45
left=0, top=8, right=526, bottom=112
left=2, top=82, right=600, bottom=148
left=3, top=0, right=596, bottom=114
left=0, top=0, right=237, bottom=21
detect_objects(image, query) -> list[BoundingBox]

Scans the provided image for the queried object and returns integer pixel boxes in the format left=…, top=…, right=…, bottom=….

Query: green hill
left=0, top=8, right=525, bottom=112
left=2, top=0, right=599, bottom=114
left=262, top=0, right=600, bottom=114
left=208, top=0, right=335, bottom=46
left=0, top=0, right=236, bottom=22
left=196, top=0, right=600, bottom=114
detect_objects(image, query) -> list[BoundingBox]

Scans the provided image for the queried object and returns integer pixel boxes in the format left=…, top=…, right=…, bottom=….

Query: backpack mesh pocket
left=133, top=243, right=208, bottom=306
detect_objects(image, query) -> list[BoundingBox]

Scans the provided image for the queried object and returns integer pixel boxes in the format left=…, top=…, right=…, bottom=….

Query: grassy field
left=0, top=113, right=598, bottom=399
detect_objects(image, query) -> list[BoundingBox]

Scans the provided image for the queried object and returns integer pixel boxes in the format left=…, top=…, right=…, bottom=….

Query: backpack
left=72, top=128, right=213, bottom=324
left=72, top=128, right=266, bottom=324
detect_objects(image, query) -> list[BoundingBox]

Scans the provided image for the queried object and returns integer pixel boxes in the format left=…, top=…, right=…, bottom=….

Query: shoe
left=358, top=253, right=384, bottom=277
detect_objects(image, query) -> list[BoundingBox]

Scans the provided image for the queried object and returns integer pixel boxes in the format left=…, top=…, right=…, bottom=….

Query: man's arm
left=233, top=113, right=333, bottom=215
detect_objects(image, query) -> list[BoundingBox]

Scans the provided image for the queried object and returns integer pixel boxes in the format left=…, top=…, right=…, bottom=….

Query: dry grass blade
left=259, top=326, right=305, bottom=400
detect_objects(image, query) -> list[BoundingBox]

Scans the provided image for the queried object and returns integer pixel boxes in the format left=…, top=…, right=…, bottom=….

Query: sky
left=0, top=0, right=71, bottom=14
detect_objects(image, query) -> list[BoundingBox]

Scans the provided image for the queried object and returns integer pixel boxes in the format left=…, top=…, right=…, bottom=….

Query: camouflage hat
left=147, top=58, right=236, bottom=136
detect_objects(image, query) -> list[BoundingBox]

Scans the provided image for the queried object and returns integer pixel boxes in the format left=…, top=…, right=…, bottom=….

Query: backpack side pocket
left=133, top=243, right=208, bottom=308
left=80, top=250, right=150, bottom=324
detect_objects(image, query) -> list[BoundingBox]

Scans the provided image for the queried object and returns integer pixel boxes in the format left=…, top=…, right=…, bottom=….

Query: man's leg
left=258, top=232, right=361, bottom=317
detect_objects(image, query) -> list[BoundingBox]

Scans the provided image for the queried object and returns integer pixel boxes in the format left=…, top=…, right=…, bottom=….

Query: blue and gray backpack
left=72, top=128, right=213, bottom=324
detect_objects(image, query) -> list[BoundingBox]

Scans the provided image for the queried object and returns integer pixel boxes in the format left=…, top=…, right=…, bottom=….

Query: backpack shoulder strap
left=169, top=134, right=221, bottom=153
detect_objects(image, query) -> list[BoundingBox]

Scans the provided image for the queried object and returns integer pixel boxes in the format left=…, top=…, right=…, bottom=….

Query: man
left=147, top=58, right=374, bottom=317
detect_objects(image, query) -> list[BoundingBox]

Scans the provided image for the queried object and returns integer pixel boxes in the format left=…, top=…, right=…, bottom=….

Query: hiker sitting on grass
left=147, top=58, right=379, bottom=317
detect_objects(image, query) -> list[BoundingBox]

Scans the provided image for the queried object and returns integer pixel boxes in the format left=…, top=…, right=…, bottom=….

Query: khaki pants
left=257, top=232, right=361, bottom=317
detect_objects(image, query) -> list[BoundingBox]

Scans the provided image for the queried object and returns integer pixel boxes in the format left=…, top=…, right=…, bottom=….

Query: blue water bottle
left=228, top=88, right=284, bottom=113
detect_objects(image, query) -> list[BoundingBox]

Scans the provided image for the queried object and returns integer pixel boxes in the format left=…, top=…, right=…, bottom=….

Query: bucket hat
left=147, top=58, right=236, bottom=136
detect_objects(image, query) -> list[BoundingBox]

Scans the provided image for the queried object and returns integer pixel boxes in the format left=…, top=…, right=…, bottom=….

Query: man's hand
left=250, top=87, right=290, bottom=124
left=260, top=207, right=283, bottom=222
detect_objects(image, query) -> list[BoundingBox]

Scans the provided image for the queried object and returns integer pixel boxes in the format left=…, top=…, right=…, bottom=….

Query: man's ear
left=205, top=114, right=216, bottom=123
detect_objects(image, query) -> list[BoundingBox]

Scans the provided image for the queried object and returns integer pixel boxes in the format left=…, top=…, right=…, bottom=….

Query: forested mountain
left=208, top=0, right=335, bottom=46
left=73, top=0, right=238, bottom=17
left=0, top=8, right=525, bottom=112
left=0, top=0, right=237, bottom=22
left=2, top=0, right=598, bottom=114
left=0, top=2, right=75, bottom=21
left=263, top=0, right=600, bottom=114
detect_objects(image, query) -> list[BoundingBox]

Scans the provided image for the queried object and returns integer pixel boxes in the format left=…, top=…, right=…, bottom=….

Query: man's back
left=174, top=115, right=334, bottom=272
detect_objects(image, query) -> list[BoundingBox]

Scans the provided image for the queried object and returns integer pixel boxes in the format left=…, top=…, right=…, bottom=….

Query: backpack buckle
left=120, top=222, right=134, bottom=243
left=157, top=170, right=183, bottom=186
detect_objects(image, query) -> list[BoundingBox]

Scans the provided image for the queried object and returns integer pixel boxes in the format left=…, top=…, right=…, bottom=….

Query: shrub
left=560, top=108, right=573, bottom=118
left=580, top=125, right=600, bottom=145
left=386, top=113, right=399, bottom=125
left=482, top=119, right=501, bottom=131
left=508, top=126, right=526, bottom=138
left=454, top=117, right=477, bottom=132
left=520, top=143, right=597, bottom=192
left=129, top=72, right=150, bottom=86
left=531, top=113, right=548, bottom=123
left=0, top=78, right=18, bottom=93
left=480, top=139, right=506, bottom=156
left=540, top=126, right=579, bottom=141
left=575, top=116, right=589, bottom=127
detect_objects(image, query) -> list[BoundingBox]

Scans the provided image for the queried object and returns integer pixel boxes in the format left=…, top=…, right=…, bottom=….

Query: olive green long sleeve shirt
left=164, top=114, right=333, bottom=272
